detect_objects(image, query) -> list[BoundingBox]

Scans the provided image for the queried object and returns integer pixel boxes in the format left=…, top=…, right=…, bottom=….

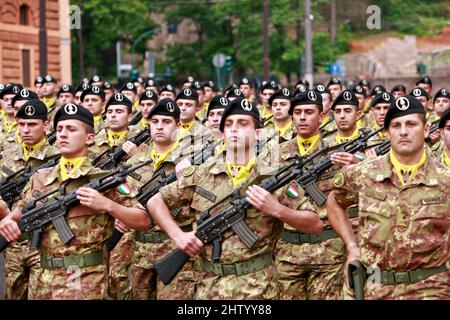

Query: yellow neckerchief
left=336, top=128, right=359, bottom=144
left=297, top=133, right=321, bottom=156
left=93, top=115, right=102, bottom=128
left=59, top=156, right=88, bottom=181
left=321, top=115, right=331, bottom=127
left=22, top=138, right=46, bottom=161
left=140, top=117, right=149, bottom=128
left=261, top=107, right=272, bottom=120
left=179, top=120, right=195, bottom=139
left=390, top=149, right=427, bottom=187
left=275, top=120, right=292, bottom=136
left=226, top=155, right=256, bottom=188
left=42, top=96, right=56, bottom=110
left=444, top=151, right=450, bottom=167
left=2, top=112, right=17, bottom=133
left=107, top=130, right=128, bottom=147
left=15, top=128, right=22, bottom=144
left=356, top=118, right=363, bottom=129
left=426, top=112, right=430, bottom=120
left=132, top=100, right=139, bottom=113
left=374, top=123, right=387, bottom=140
left=150, top=140, right=179, bottom=170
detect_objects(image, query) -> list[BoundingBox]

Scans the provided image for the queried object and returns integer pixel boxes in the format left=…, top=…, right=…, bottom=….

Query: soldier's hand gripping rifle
left=0, top=160, right=151, bottom=253
left=0, top=156, right=61, bottom=209
left=105, top=138, right=222, bottom=251
left=153, top=149, right=324, bottom=285
left=93, top=128, right=151, bottom=170
left=295, top=127, right=384, bottom=206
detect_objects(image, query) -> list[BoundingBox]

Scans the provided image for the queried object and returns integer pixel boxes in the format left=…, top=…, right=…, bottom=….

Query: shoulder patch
left=183, top=165, right=196, bottom=177
left=333, top=171, right=346, bottom=188
left=117, top=183, right=131, bottom=195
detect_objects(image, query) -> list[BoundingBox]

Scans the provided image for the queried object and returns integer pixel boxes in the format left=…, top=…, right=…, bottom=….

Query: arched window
left=19, top=4, right=30, bottom=25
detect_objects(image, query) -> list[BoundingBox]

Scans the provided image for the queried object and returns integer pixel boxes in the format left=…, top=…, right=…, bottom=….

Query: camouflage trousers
left=131, top=262, right=197, bottom=300
left=29, top=264, right=110, bottom=300
left=346, top=271, right=450, bottom=300
left=4, top=240, right=40, bottom=300
left=109, top=231, right=134, bottom=300
left=275, top=260, right=344, bottom=300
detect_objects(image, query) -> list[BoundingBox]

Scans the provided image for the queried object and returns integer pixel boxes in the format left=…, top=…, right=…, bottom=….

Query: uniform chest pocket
left=358, top=190, right=392, bottom=249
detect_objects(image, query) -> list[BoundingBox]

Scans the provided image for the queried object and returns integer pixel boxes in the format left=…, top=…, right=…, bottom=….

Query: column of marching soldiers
left=0, top=71, right=448, bottom=300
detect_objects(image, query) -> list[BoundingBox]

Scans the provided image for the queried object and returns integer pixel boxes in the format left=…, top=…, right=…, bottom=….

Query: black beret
left=43, top=74, right=57, bottom=84
left=89, top=75, right=103, bottom=84
left=147, top=98, right=180, bottom=121
left=327, top=77, right=341, bottom=87
left=176, top=87, right=199, bottom=102
left=34, top=75, right=44, bottom=85
left=331, top=90, right=359, bottom=110
left=358, top=79, right=371, bottom=89
left=105, top=92, right=132, bottom=113
left=226, top=88, right=244, bottom=99
left=183, top=76, right=195, bottom=84
left=81, top=78, right=90, bottom=84
left=219, top=98, right=261, bottom=132
left=269, top=88, right=292, bottom=107
left=54, top=104, right=94, bottom=129
left=146, top=79, right=157, bottom=88
left=207, top=95, right=229, bottom=117
left=81, top=85, right=105, bottom=102
left=433, top=88, right=449, bottom=104
left=192, top=80, right=204, bottom=91
left=0, top=83, right=5, bottom=93
left=139, top=90, right=158, bottom=103
left=293, top=86, right=308, bottom=97
left=16, top=99, right=47, bottom=120
left=224, top=84, right=237, bottom=94
left=102, top=81, right=113, bottom=90
left=384, top=96, right=425, bottom=129
left=203, top=81, right=214, bottom=89
left=390, top=84, right=406, bottom=94
left=160, top=84, right=176, bottom=94
left=12, top=89, right=39, bottom=107
left=57, top=84, right=75, bottom=97
left=296, top=78, right=310, bottom=88
left=135, top=76, right=145, bottom=84
left=239, top=78, right=252, bottom=87
left=438, top=107, right=450, bottom=129
left=290, top=90, right=323, bottom=115
left=370, top=92, right=394, bottom=108
left=370, top=85, right=386, bottom=96
left=120, top=82, right=137, bottom=94
left=416, top=76, right=432, bottom=86
left=351, top=85, right=367, bottom=98
left=260, top=80, right=279, bottom=93
left=0, top=83, right=23, bottom=99
left=409, top=87, right=429, bottom=100
left=75, top=82, right=90, bottom=94
left=313, top=83, right=331, bottom=96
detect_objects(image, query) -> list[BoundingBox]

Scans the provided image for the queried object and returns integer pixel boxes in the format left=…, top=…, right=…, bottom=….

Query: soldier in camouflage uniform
left=125, top=98, right=200, bottom=300
left=0, top=84, right=22, bottom=139
left=130, top=90, right=158, bottom=132
left=275, top=90, right=358, bottom=300
left=80, top=85, right=107, bottom=133
left=415, top=75, right=433, bottom=111
left=0, top=99, right=59, bottom=300
left=120, top=82, right=140, bottom=122
left=40, top=75, right=59, bottom=123
left=428, top=88, right=450, bottom=150
left=57, top=84, right=75, bottom=107
left=257, top=81, right=278, bottom=127
left=145, top=78, right=159, bottom=95
left=327, top=95, right=450, bottom=300
left=192, top=81, right=207, bottom=121
left=74, top=82, right=90, bottom=106
left=175, top=88, right=211, bottom=149
left=327, top=77, right=343, bottom=101
left=0, top=103, right=150, bottom=300
left=390, top=84, right=406, bottom=99
left=148, top=97, right=323, bottom=300
left=159, top=84, right=176, bottom=100
left=434, top=108, right=450, bottom=167
left=238, top=77, right=254, bottom=102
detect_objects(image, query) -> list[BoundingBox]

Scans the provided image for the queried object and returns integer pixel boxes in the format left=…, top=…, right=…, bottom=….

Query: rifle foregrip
left=106, top=229, right=124, bottom=251
left=0, top=235, right=10, bottom=253
left=154, top=248, right=190, bottom=285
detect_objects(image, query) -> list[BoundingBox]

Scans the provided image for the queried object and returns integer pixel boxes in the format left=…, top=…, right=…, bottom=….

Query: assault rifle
left=0, top=160, right=151, bottom=253
left=0, top=155, right=61, bottom=209
left=93, top=128, right=151, bottom=170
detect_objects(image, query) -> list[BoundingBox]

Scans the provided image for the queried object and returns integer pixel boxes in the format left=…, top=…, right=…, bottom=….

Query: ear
left=86, top=132, right=95, bottom=146
left=127, top=113, right=133, bottom=122
left=424, top=121, right=430, bottom=138
left=255, top=128, right=262, bottom=140
left=43, top=120, right=50, bottom=132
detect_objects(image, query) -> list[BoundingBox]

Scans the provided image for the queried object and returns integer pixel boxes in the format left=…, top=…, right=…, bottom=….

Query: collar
left=45, top=156, right=93, bottom=185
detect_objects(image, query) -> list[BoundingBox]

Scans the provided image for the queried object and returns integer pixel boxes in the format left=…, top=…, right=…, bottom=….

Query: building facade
left=0, top=0, right=71, bottom=86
